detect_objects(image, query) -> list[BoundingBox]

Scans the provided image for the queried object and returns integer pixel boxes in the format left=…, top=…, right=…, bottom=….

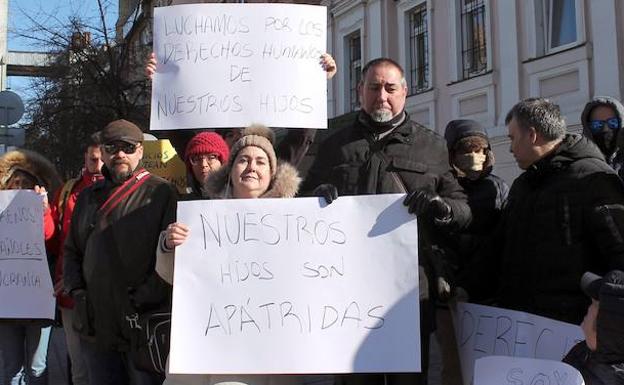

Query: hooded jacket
left=0, top=149, right=62, bottom=242
left=581, top=96, right=624, bottom=177
left=467, top=134, right=624, bottom=323
left=442, top=120, right=509, bottom=290
left=564, top=271, right=624, bottom=385
left=0, top=149, right=62, bottom=192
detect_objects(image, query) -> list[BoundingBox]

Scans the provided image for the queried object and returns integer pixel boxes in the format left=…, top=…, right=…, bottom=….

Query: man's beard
left=110, top=162, right=134, bottom=184
left=369, top=109, right=393, bottom=123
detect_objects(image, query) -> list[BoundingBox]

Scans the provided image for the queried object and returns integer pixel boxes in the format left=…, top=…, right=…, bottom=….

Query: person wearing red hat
left=183, top=132, right=229, bottom=199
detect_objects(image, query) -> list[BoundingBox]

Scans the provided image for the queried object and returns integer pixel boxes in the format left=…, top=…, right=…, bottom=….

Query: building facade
left=323, top=0, right=624, bottom=182
left=117, top=0, right=624, bottom=182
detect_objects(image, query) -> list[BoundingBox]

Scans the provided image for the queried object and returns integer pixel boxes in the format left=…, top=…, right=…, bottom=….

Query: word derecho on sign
left=170, top=195, right=421, bottom=374
left=454, top=303, right=584, bottom=385
left=151, top=4, right=327, bottom=130
left=0, top=190, right=55, bottom=319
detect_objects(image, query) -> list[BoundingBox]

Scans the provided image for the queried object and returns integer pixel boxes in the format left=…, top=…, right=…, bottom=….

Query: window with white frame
left=535, top=0, right=582, bottom=55
left=346, top=31, right=362, bottom=112
left=459, top=0, right=488, bottom=79
left=407, top=3, right=430, bottom=94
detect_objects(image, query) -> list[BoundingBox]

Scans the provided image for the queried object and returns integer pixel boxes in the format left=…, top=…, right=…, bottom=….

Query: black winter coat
left=303, top=112, right=471, bottom=305
left=564, top=343, right=624, bottom=385
left=303, top=112, right=470, bottom=226
left=470, top=134, right=624, bottom=323
left=63, top=167, right=177, bottom=350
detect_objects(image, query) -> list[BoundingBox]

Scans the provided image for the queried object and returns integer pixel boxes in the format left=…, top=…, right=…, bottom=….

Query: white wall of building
left=323, top=0, right=623, bottom=184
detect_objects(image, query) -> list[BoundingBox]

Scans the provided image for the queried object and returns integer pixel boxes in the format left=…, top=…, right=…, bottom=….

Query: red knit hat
left=184, top=132, right=230, bottom=167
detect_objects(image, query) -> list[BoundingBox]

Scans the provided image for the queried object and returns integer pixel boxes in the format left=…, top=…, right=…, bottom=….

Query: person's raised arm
left=145, top=52, right=157, bottom=80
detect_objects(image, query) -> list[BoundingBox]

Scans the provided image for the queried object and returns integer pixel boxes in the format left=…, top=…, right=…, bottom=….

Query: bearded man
left=64, top=119, right=177, bottom=385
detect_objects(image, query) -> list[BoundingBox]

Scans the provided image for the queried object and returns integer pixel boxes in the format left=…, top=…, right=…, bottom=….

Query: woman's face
left=230, top=146, right=271, bottom=199
left=190, top=153, right=222, bottom=185
left=6, top=170, right=37, bottom=190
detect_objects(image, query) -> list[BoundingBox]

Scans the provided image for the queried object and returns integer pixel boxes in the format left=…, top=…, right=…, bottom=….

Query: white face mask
left=455, top=152, right=487, bottom=172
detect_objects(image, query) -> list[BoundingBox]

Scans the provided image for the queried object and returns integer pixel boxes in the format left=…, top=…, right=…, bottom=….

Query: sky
left=6, top=0, right=119, bottom=122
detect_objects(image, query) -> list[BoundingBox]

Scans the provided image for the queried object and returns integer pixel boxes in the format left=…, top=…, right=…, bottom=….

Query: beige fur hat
left=228, top=124, right=277, bottom=176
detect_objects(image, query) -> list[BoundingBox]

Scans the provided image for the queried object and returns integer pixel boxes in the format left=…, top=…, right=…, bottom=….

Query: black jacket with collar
left=468, top=134, right=624, bottom=323
left=302, top=111, right=471, bottom=294
left=63, top=166, right=177, bottom=350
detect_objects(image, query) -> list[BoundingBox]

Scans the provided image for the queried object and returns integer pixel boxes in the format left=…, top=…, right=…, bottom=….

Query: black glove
left=403, top=191, right=452, bottom=221
left=314, top=184, right=338, bottom=204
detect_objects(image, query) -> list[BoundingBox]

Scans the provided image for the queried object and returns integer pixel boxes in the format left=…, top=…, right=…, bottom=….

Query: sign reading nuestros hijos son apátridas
left=170, top=194, right=421, bottom=374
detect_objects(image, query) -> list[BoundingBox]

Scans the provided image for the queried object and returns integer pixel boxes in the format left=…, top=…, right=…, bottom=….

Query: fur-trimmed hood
left=202, top=160, right=301, bottom=199
left=0, top=149, right=62, bottom=192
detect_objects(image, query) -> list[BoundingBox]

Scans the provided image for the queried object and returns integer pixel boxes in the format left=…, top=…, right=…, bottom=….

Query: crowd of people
left=0, top=54, right=623, bottom=385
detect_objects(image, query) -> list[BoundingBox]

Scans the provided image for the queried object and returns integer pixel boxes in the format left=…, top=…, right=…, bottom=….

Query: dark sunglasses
left=589, top=117, right=620, bottom=133
left=103, top=142, right=139, bottom=154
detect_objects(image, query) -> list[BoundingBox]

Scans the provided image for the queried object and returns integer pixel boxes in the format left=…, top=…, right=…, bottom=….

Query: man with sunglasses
left=64, top=119, right=177, bottom=385
left=581, top=96, right=624, bottom=177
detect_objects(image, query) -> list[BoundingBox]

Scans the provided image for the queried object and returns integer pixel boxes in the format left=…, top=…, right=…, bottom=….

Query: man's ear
left=528, top=127, right=538, bottom=144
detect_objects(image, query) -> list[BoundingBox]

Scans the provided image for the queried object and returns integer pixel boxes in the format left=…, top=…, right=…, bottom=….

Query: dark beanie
left=184, top=132, right=230, bottom=166
left=444, top=119, right=489, bottom=150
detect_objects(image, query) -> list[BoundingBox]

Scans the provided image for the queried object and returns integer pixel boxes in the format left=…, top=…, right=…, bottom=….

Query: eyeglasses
left=589, top=117, right=620, bottom=133
left=189, top=153, right=220, bottom=165
left=103, top=142, right=139, bottom=155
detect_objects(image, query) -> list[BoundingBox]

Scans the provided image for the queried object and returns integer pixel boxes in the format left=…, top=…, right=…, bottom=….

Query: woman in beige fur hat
left=156, top=124, right=302, bottom=385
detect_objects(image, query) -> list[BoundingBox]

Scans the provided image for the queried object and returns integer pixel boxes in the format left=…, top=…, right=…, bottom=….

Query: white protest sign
left=151, top=4, right=327, bottom=130
left=0, top=190, right=55, bottom=319
left=474, top=356, right=584, bottom=385
left=454, top=303, right=584, bottom=385
left=170, top=194, right=420, bottom=374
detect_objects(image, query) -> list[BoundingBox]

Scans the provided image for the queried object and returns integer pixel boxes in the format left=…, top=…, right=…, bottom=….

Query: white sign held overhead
left=474, top=356, right=584, bottom=385
left=453, top=302, right=584, bottom=385
left=170, top=194, right=421, bottom=374
left=0, top=190, right=55, bottom=319
left=150, top=4, right=328, bottom=130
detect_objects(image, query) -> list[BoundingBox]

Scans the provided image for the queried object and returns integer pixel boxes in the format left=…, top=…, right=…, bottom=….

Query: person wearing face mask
left=581, top=96, right=624, bottom=178
left=432, top=120, right=509, bottom=385
left=443, top=119, right=508, bottom=267
left=63, top=119, right=177, bottom=385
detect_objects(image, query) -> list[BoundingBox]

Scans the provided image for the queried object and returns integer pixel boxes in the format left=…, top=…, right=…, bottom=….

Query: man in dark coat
left=564, top=270, right=624, bottom=385
left=303, top=57, right=471, bottom=385
left=64, top=120, right=177, bottom=385
left=581, top=96, right=624, bottom=178
left=463, top=98, right=624, bottom=324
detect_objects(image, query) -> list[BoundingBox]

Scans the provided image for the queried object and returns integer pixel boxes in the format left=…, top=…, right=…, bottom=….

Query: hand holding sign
left=150, top=3, right=329, bottom=130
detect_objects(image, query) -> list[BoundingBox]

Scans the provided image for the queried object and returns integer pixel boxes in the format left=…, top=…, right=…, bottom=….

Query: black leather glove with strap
left=403, top=191, right=452, bottom=223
